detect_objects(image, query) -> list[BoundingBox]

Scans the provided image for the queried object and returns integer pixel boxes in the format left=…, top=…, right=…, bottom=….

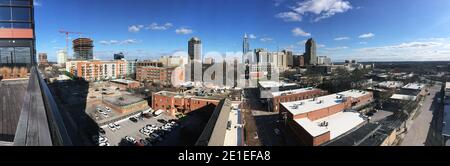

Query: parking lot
left=100, top=113, right=177, bottom=146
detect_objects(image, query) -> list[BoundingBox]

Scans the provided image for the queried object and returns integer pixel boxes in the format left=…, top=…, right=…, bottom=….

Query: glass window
left=0, top=0, right=11, bottom=5
left=0, top=7, right=11, bottom=20
left=11, top=7, right=30, bottom=21
left=13, top=22, right=31, bottom=28
left=11, top=0, right=30, bottom=6
left=0, top=22, right=12, bottom=28
left=14, top=47, right=31, bottom=64
left=0, top=47, right=13, bottom=64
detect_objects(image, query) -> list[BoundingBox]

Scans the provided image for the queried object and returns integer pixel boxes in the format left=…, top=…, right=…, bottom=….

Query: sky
left=34, top=0, right=450, bottom=62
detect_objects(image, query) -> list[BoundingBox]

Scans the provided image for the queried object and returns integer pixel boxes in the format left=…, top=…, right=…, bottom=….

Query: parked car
left=99, top=142, right=110, bottom=146
left=98, top=128, right=106, bottom=135
left=114, top=122, right=121, bottom=130
left=145, top=124, right=158, bottom=130
left=150, top=133, right=163, bottom=142
left=139, top=139, right=152, bottom=146
left=125, top=136, right=137, bottom=144
left=105, top=107, right=111, bottom=112
left=108, top=123, right=116, bottom=132
left=129, top=117, right=138, bottom=123
left=170, top=121, right=178, bottom=127
left=158, top=119, right=167, bottom=124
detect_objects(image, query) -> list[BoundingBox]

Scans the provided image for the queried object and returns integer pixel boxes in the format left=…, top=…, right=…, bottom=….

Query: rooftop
left=377, top=81, right=404, bottom=88
left=258, top=81, right=297, bottom=89
left=270, top=87, right=319, bottom=98
left=390, top=94, right=417, bottom=101
left=111, top=79, right=139, bottom=85
left=294, top=111, right=365, bottom=139
left=103, top=94, right=145, bottom=106
left=402, top=83, right=425, bottom=90
left=281, top=90, right=370, bottom=116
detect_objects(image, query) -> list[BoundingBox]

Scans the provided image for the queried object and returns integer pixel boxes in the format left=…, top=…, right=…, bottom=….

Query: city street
left=400, top=85, right=442, bottom=146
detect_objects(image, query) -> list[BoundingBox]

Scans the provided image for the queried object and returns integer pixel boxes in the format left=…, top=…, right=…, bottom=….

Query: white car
left=170, top=121, right=178, bottom=127
left=105, top=107, right=111, bottom=112
left=108, top=123, right=116, bottom=131
left=125, top=136, right=137, bottom=144
left=99, top=142, right=110, bottom=146
left=114, top=122, right=121, bottom=130
left=145, top=124, right=157, bottom=130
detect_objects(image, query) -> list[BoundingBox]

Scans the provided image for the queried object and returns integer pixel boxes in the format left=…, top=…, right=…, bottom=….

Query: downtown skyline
left=34, top=0, right=450, bottom=62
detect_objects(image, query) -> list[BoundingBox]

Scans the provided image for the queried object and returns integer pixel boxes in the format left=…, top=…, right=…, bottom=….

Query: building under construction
left=73, top=38, right=94, bottom=60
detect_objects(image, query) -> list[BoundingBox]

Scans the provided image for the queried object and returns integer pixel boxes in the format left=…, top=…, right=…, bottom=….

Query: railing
left=13, top=67, right=72, bottom=146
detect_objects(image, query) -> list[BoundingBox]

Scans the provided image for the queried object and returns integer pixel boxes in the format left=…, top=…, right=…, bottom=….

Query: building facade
left=73, top=38, right=94, bottom=60
left=38, top=53, right=48, bottom=66
left=66, top=60, right=127, bottom=81
left=57, top=49, right=68, bottom=66
left=304, top=38, right=317, bottom=65
left=113, top=52, right=124, bottom=60
left=269, top=87, right=324, bottom=112
left=152, top=91, right=222, bottom=116
left=188, top=37, right=202, bottom=62
left=136, top=66, right=175, bottom=86
left=0, top=0, right=35, bottom=79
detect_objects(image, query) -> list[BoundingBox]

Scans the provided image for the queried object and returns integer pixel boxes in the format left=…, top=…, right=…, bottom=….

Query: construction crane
left=59, top=30, right=84, bottom=52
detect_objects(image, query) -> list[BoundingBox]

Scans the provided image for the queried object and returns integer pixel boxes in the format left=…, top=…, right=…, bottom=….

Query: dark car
left=157, top=119, right=167, bottom=124
left=129, top=117, right=138, bottom=123
left=99, top=128, right=106, bottom=135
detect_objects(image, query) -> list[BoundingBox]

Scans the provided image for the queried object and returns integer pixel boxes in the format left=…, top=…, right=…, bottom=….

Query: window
left=11, top=0, right=31, bottom=6
left=0, top=7, right=11, bottom=20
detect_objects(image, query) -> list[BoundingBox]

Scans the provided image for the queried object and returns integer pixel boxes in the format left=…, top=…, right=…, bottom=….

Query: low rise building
left=110, top=79, right=140, bottom=90
left=280, top=90, right=373, bottom=146
left=269, top=87, right=324, bottom=112
left=152, top=91, right=224, bottom=116
left=136, top=66, right=176, bottom=86
left=258, top=81, right=299, bottom=100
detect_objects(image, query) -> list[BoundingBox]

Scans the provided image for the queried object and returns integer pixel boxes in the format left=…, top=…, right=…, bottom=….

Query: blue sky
left=34, top=0, right=450, bottom=62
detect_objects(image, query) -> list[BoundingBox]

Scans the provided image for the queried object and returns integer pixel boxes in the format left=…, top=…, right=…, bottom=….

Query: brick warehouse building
left=152, top=91, right=223, bottom=116
left=136, top=66, right=176, bottom=86
left=269, top=87, right=325, bottom=112
left=280, top=90, right=373, bottom=146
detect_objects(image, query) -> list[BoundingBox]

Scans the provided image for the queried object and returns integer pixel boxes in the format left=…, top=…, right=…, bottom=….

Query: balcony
left=12, top=67, right=72, bottom=146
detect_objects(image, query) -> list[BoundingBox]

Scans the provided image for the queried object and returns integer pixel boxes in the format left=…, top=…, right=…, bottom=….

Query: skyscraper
left=304, top=38, right=317, bottom=65
left=114, top=52, right=125, bottom=60
left=57, top=49, right=68, bottom=66
left=73, top=38, right=94, bottom=60
left=243, top=33, right=250, bottom=63
left=188, top=37, right=202, bottom=62
left=0, top=0, right=35, bottom=79
left=38, top=53, right=48, bottom=66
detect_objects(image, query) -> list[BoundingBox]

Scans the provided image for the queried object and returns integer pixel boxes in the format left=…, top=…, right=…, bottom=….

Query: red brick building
left=280, top=90, right=373, bottom=146
left=269, top=87, right=325, bottom=112
left=136, top=66, right=176, bottom=86
left=152, top=91, right=223, bottom=116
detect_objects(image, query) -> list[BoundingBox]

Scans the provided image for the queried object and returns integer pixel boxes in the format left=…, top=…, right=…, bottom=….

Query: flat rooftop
left=282, top=90, right=369, bottom=116
left=270, top=87, right=319, bottom=98
left=402, top=83, right=425, bottom=90
left=111, top=79, right=139, bottom=85
left=390, top=94, right=417, bottom=101
left=294, top=111, right=365, bottom=139
left=377, top=81, right=404, bottom=88
left=103, top=94, right=145, bottom=106
left=258, top=81, right=297, bottom=89
left=0, top=80, right=28, bottom=142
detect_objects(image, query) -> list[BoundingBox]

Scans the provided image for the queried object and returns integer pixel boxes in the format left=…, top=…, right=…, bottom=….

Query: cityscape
left=1, top=0, right=450, bottom=149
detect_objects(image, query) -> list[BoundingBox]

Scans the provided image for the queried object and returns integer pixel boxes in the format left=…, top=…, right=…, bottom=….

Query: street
left=400, top=85, right=442, bottom=146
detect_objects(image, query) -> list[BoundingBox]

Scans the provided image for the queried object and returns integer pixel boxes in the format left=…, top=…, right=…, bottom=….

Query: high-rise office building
left=188, top=37, right=202, bottom=62
left=0, top=0, right=35, bottom=79
left=57, top=49, right=68, bottom=66
left=304, top=38, right=317, bottom=65
left=243, top=33, right=250, bottom=63
left=73, top=38, right=94, bottom=60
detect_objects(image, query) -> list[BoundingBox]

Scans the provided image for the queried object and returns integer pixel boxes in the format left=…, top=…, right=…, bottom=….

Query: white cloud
left=146, top=22, right=173, bottom=30
left=128, top=25, right=144, bottom=33
left=275, top=12, right=302, bottom=22
left=317, top=44, right=326, bottom=48
left=34, top=1, right=42, bottom=7
left=248, top=34, right=257, bottom=39
left=292, top=0, right=352, bottom=22
left=325, top=46, right=348, bottom=51
left=274, top=0, right=286, bottom=7
left=359, top=33, right=375, bottom=39
left=99, top=39, right=140, bottom=45
left=175, top=27, right=193, bottom=35
left=260, top=37, right=274, bottom=42
left=334, top=37, right=350, bottom=41
left=359, top=42, right=367, bottom=45
left=292, top=27, right=311, bottom=37
left=352, top=40, right=450, bottom=61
